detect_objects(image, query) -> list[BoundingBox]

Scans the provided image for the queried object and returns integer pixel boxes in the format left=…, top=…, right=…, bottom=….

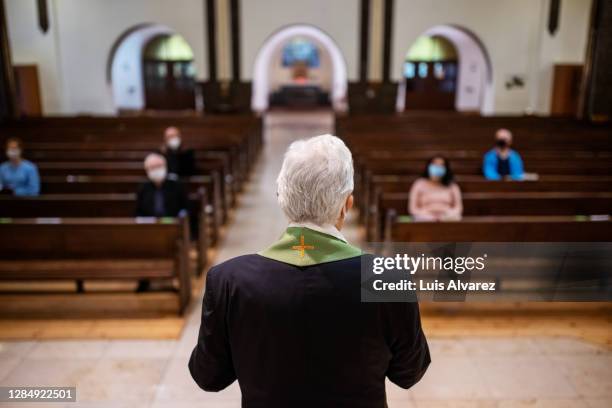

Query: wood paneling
left=551, top=64, right=582, bottom=117
left=14, top=65, right=43, bottom=117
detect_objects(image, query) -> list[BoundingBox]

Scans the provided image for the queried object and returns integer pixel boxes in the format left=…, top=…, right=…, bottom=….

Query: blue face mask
left=428, top=164, right=446, bottom=179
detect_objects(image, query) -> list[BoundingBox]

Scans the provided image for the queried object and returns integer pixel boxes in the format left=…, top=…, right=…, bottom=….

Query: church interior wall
left=5, top=0, right=592, bottom=115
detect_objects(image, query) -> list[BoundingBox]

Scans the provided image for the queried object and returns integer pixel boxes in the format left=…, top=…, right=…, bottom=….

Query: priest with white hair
left=189, top=134, right=430, bottom=407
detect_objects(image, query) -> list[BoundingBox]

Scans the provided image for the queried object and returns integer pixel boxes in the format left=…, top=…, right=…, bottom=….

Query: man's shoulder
left=163, top=179, right=184, bottom=190
left=509, top=149, right=522, bottom=158
left=16, top=160, right=37, bottom=171
left=484, top=148, right=496, bottom=157
left=137, top=181, right=154, bottom=192
left=209, top=254, right=268, bottom=272
left=206, top=254, right=267, bottom=285
left=208, top=253, right=367, bottom=281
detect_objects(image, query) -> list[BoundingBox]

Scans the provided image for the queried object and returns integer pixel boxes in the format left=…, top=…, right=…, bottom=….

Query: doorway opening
left=267, top=37, right=331, bottom=109
left=398, top=25, right=493, bottom=114
left=108, top=23, right=198, bottom=113
left=142, top=34, right=196, bottom=110
left=252, top=24, right=348, bottom=112
left=403, top=35, right=458, bottom=110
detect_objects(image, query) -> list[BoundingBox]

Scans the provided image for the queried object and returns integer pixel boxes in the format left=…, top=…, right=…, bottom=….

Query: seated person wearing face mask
left=136, top=153, right=189, bottom=219
left=160, top=126, right=196, bottom=178
left=482, top=128, right=524, bottom=181
left=0, top=137, right=40, bottom=196
left=136, top=153, right=189, bottom=292
left=409, top=156, right=462, bottom=222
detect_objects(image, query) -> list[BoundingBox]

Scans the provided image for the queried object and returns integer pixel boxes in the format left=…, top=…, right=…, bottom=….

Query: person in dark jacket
left=160, top=126, right=196, bottom=178
left=136, top=153, right=189, bottom=291
left=189, top=134, right=430, bottom=408
left=136, top=153, right=189, bottom=218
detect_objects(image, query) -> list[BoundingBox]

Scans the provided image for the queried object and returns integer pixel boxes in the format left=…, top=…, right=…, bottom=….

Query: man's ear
left=346, top=194, right=354, bottom=211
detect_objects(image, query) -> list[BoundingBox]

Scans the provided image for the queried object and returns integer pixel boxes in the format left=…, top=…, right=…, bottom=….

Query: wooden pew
left=359, top=159, right=612, bottom=176
left=386, top=215, right=612, bottom=242
left=28, top=148, right=242, bottom=204
left=0, top=193, right=210, bottom=273
left=34, top=159, right=233, bottom=220
left=0, top=217, right=192, bottom=315
left=360, top=175, right=612, bottom=238
left=369, top=192, right=612, bottom=241
left=39, top=175, right=222, bottom=245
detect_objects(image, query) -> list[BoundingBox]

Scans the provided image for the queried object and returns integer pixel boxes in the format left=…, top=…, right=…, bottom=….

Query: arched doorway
left=142, top=34, right=196, bottom=110
left=403, top=36, right=459, bottom=110
left=398, top=25, right=493, bottom=114
left=252, top=25, right=348, bottom=112
left=108, top=24, right=197, bottom=112
left=268, top=37, right=332, bottom=109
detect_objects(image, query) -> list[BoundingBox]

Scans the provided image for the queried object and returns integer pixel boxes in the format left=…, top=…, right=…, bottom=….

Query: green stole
left=259, top=226, right=362, bottom=267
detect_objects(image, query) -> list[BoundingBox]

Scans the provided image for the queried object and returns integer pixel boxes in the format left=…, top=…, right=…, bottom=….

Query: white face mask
left=6, top=148, right=21, bottom=160
left=166, top=137, right=181, bottom=150
left=147, top=167, right=167, bottom=183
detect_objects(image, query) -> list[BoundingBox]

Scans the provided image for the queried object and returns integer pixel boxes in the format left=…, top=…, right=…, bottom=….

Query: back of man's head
left=276, top=134, right=354, bottom=226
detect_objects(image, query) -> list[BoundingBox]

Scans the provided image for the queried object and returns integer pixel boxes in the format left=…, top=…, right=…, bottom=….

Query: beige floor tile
left=475, top=356, right=576, bottom=399
left=386, top=378, right=416, bottom=400
left=585, top=399, right=612, bottom=408
left=104, top=340, right=177, bottom=359
left=551, top=355, right=612, bottom=398
left=2, top=358, right=98, bottom=387
left=410, top=356, right=491, bottom=400
left=0, top=355, right=22, bottom=383
left=534, top=337, right=608, bottom=355
left=497, top=399, right=589, bottom=407
left=0, top=341, right=36, bottom=382
left=154, top=356, right=239, bottom=402
left=28, top=340, right=109, bottom=360
left=460, top=337, right=541, bottom=355
left=75, top=358, right=167, bottom=404
left=428, top=338, right=469, bottom=356
left=414, top=400, right=497, bottom=408
left=0, top=341, right=36, bottom=358
left=387, top=399, right=419, bottom=408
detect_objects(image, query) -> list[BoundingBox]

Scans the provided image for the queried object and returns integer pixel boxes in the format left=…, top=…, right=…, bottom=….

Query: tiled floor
left=0, top=112, right=610, bottom=407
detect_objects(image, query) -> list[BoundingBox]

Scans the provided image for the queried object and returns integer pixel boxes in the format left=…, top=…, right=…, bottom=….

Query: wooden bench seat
left=368, top=191, right=612, bottom=241
left=358, top=174, right=612, bottom=220
left=386, top=216, right=612, bottom=242
left=38, top=175, right=223, bottom=246
left=0, top=218, right=192, bottom=314
left=0, top=193, right=210, bottom=273
left=0, top=259, right=175, bottom=279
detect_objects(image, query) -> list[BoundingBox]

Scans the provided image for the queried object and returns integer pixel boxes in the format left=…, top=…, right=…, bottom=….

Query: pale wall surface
left=6, top=0, right=207, bottom=114
left=6, top=0, right=591, bottom=115
left=393, top=0, right=592, bottom=114
left=240, top=0, right=360, bottom=82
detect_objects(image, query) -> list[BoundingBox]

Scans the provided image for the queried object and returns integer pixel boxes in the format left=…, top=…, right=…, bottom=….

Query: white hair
left=144, top=152, right=166, bottom=169
left=277, top=134, right=354, bottom=225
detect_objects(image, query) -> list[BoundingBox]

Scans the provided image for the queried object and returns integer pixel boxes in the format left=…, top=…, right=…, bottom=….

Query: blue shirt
left=482, top=149, right=524, bottom=181
left=0, top=160, right=41, bottom=196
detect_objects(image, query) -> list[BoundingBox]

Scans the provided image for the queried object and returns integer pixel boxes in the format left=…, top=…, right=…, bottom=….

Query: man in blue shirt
left=0, top=138, right=40, bottom=196
left=482, top=128, right=524, bottom=180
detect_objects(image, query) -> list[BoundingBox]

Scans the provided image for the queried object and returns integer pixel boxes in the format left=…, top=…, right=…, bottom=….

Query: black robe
left=135, top=179, right=189, bottom=217
left=162, top=148, right=196, bottom=178
left=189, top=254, right=430, bottom=408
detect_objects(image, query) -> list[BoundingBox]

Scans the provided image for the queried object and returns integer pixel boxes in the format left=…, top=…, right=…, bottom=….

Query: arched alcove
left=252, top=24, right=348, bottom=112
left=108, top=23, right=197, bottom=112
left=398, top=25, right=493, bottom=114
